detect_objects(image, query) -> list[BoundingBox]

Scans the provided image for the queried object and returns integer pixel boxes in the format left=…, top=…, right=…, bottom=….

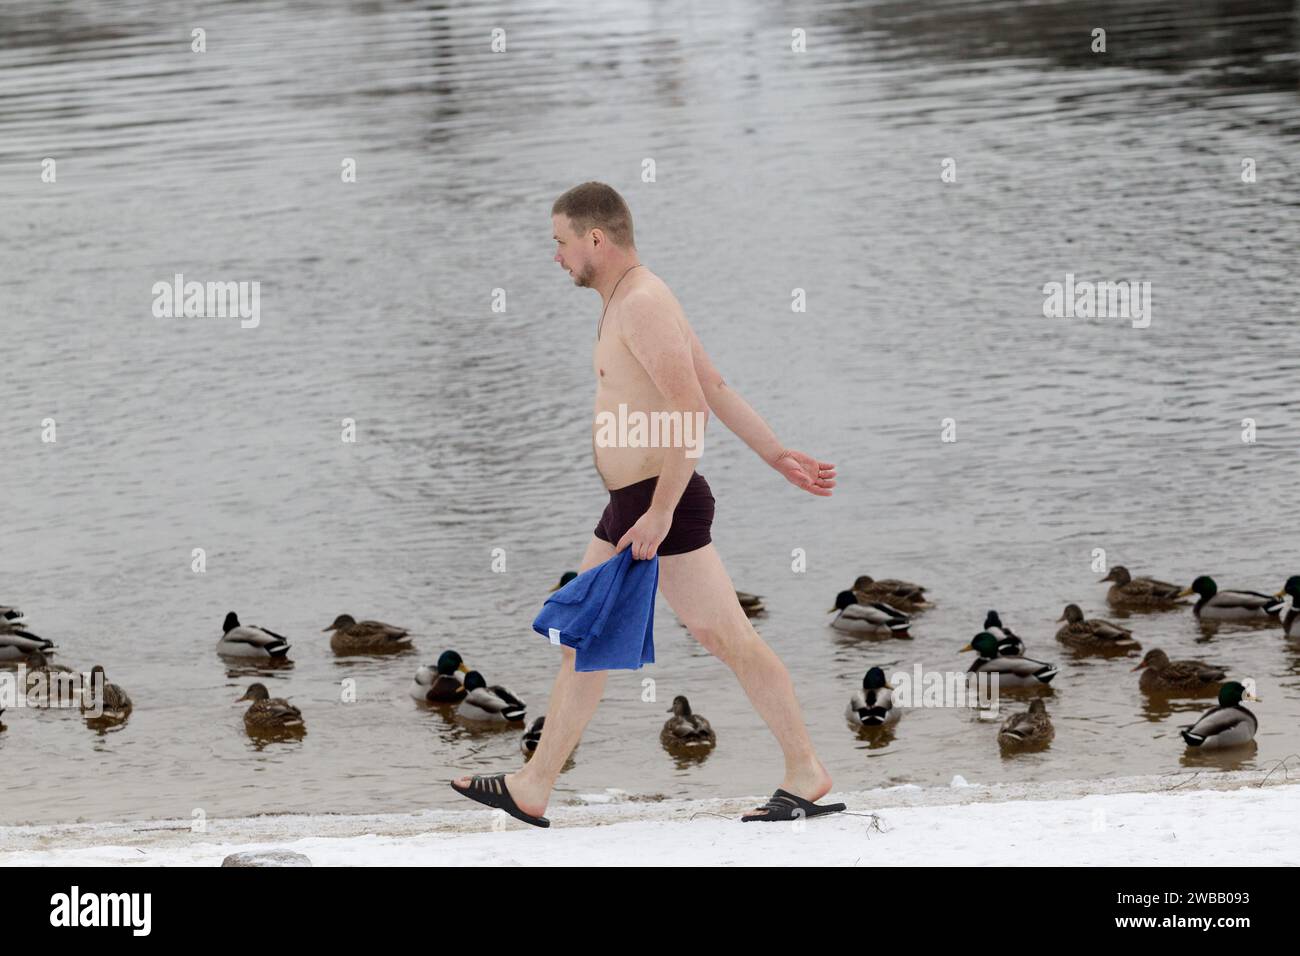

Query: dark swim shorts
left=594, top=472, right=715, bottom=556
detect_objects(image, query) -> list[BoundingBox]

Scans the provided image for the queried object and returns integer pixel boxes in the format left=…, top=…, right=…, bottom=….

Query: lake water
left=2, top=0, right=1299, bottom=825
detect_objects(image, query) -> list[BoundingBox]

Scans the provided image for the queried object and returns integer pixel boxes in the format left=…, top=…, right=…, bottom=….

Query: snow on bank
left=3, top=772, right=1296, bottom=866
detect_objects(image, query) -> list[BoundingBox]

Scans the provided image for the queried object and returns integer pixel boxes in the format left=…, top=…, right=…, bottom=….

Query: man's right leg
left=452, top=534, right=616, bottom=817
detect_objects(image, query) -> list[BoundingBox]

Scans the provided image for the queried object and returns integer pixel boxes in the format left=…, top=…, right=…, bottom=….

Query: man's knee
left=684, top=618, right=748, bottom=662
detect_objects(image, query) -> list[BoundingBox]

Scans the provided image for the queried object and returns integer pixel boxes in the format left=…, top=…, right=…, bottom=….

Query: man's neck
left=595, top=255, right=643, bottom=307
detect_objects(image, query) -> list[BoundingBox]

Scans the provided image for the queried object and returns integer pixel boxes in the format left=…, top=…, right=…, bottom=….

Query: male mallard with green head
left=1181, top=681, right=1259, bottom=749
left=457, top=670, right=526, bottom=723
left=1099, top=566, right=1184, bottom=610
left=323, top=613, right=412, bottom=654
left=852, top=575, right=929, bottom=611
left=997, top=699, right=1054, bottom=750
left=960, top=633, right=1057, bottom=687
left=236, top=683, right=304, bottom=733
left=1276, top=576, right=1300, bottom=637
left=846, top=667, right=898, bottom=728
left=982, top=611, right=1025, bottom=656
left=1131, top=648, right=1225, bottom=693
left=410, top=650, right=470, bottom=703
left=1179, top=576, right=1282, bottom=623
left=661, top=695, right=715, bottom=745
left=0, top=621, right=53, bottom=662
left=1055, top=603, right=1140, bottom=651
left=218, top=611, right=291, bottom=659
left=829, top=590, right=910, bottom=636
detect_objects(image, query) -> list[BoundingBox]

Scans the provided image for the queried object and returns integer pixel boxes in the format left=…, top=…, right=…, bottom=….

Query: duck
left=1179, top=576, right=1282, bottom=623
left=1275, top=576, right=1300, bottom=637
left=735, top=591, right=766, bottom=616
left=22, top=650, right=76, bottom=707
left=217, top=612, right=291, bottom=659
left=1, top=604, right=25, bottom=623
left=521, top=716, right=545, bottom=755
left=846, top=666, right=899, bottom=727
left=236, top=683, right=304, bottom=733
left=829, top=590, right=910, bottom=636
left=1100, top=566, right=1184, bottom=610
left=1055, top=603, right=1140, bottom=651
left=410, top=650, right=470, bottom=703
left=323, top=613, right=412, bottom=654
left=997, top=699, right=1054, bottom=749
left=982, top=610, right=1025, bottom=656
left=457, top=670, right=526, bottom=723
left=1131, top=648, right=1225, bottom=693
left=550, top=572, right=578, bottom=592
left=661, top=695, right=716, bottom=745
left=961, top=633, right=1058, bottom=687
left=81, top=665, right=132, bottom=722
left=851, top=575, right=929, bottom=611
left=0, top=622, right=53, bottom=662
left=1181, top=681, right=1259, bottom=749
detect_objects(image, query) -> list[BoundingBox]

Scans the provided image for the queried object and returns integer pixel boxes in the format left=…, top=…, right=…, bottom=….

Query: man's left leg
left=657, top=543, right=832, bottom=818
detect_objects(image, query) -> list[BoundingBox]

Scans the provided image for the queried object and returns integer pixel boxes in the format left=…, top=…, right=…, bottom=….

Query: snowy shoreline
left=3, top=769, right=1297, bottom=866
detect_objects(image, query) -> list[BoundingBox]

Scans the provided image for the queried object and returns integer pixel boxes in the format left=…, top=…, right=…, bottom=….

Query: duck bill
left=1131, top=661, right=1147, bottom=672
left=1275, top=590, right=1286, bottom=599
left=458, top=663, right=469, bottom=673
left=1056, top=614, right=1066, bottom=622
left=1176, top=587, right=1194, bottom=598
left=321, top=626, right=333, bottom=632
left=1245, top=693, right=1261, bottom=702
left=958, top=643, right=972, bottom=653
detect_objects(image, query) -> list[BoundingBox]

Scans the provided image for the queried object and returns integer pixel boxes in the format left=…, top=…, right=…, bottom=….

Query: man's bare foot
left=452, top=771, right=549, bottom=818
left=742, top=759, right=833, bottom=820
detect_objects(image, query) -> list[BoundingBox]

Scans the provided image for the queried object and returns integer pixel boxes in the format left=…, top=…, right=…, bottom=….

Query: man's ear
left=589, top=227, right=604, bottom=249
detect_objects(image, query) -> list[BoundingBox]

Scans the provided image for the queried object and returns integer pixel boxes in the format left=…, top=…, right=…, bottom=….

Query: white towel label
left=548, top=627, right=561, bottom=645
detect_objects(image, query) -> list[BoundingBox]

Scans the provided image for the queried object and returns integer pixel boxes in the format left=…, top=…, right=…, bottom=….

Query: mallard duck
left=1179, top=576, right=1282, bottom=623
left=1055, top=603, right=1140, bottom=651
left=323, top=613, right=412, bottom=654
left=1276, top=576, right=1300, bottom=637
left=829, top=591, right=910, bottom=636
left=982, top=610, right=1025, bottom=656
left=218, top=612, right=291, bottom=658
left=1100, top=566, right=1184, bottom=609
left=82, top=665, right=132, bottom=722
left=0, top=622, right=53, bottom=661
left=1131, top=648, right=1225, bottom=693
left=23, top=650, right=76, bottom=707
left=961, top=633, right=1058, bottom=687
left=1181, top=681, right=1259, bottom=749
left=550, top=572, right=578, bottom=592
left=521, top=716, right=545, bottom=755
left=410, top=650, right=469, bottom=703
left=852, top=575, right=929, bottom=611
left=457, top=670, right=526, bottom=723
left=998, top=699, right=1054, bottom=749
left=236, top=683, right=304, bottom=733
left=661, top=695, right=715, bottom=745
left=846, top=666, right=898, bottom=727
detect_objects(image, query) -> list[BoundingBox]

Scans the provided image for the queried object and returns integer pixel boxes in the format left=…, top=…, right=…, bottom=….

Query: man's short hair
left=552, top=182, right=635, bottom=248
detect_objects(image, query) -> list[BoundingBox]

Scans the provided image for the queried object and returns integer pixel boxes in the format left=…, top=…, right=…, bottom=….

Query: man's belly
left=592, top=440, right=667, bottom=491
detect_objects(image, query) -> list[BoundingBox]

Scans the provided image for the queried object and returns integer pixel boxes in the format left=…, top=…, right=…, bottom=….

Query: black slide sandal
left=741, top=788, right=846, bottom=822
left=450, top=774, right=551, bottom=828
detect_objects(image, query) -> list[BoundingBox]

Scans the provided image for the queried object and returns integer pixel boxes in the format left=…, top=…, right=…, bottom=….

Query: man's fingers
left=615, top=531, right=633, bottom=552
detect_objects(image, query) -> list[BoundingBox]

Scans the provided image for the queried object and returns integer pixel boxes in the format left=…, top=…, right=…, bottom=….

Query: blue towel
left=533, top=549, right=658, bottom=672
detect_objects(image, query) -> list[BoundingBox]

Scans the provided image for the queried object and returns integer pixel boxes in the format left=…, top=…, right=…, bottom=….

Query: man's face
left=552, top=215, right=597, bottom=287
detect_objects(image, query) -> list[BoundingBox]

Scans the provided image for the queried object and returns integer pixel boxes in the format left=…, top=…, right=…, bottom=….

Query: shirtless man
left=451, top=182, right=842, bottom=825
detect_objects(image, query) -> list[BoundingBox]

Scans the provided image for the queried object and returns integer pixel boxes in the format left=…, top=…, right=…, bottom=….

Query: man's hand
left=615, top=506, right=673, bottom=560
left=772, top=449, right=836, bottom=497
